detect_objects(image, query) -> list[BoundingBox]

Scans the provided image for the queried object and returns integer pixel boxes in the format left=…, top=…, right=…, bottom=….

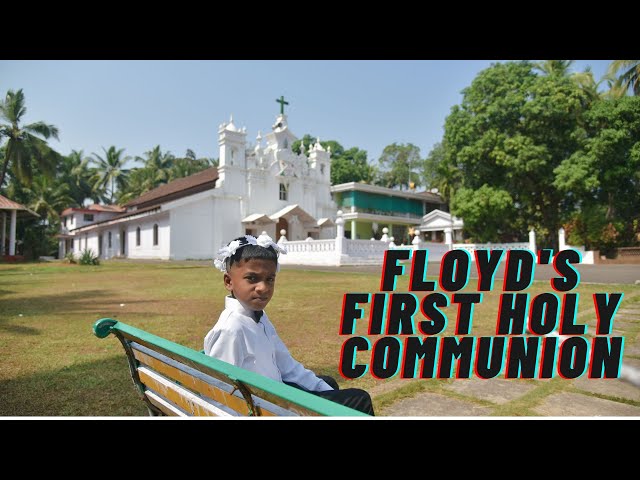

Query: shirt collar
left=225, top=295, right=263, bottom=323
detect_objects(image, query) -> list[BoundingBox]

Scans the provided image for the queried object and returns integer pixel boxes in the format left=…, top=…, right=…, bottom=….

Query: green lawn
left=1, top=259, right=638, bottom=416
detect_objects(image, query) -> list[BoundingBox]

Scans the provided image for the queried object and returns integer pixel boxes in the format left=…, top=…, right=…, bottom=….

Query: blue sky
left=0, top=60, right=613, bottom=168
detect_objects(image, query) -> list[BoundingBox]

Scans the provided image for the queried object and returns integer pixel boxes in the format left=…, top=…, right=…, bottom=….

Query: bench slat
left=124, top=334, right=323, bottom=416
left=145, top=390, right=188, bottom=417
left=131, top=343, right=301, bottom=417
left=138, top=367, right=237, bottom=417
left=133, top=347, right=256, bottom=416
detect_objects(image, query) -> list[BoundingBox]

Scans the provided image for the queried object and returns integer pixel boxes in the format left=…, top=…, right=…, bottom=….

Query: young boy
left=204, top=233, right=375, bottom=416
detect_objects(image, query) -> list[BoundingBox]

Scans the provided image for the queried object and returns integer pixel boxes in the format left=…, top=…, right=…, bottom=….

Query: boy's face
left=224, top=258, right=277, bottom=311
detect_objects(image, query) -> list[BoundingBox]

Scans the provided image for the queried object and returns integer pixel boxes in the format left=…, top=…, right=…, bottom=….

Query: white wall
left=127, top=213, right=170, bottom=260
left=170, top=197, right=218, bottom=260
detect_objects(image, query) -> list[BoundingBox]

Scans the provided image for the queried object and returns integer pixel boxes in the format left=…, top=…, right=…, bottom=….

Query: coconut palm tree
left=91, top=146, right=131, bottom=204
left=58, top=150, right=97, bottom=206
left=134, top=145, right=174, bottom=188
left=0, top=88, right=62, bottom=189
left=607, top=60, right=640, bottom=96
left=23, top=175, right=74, bottom=225
left=116, top=167, right=156, bottom=204
left=534, top=60, right=575, bottom=77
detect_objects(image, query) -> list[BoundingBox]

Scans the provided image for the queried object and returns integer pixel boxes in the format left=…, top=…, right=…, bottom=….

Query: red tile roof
left=124, top=167, right=218, bottom=209
left=0, top=194, right=29, bottom=210
left=60, top=204, right=126, bottom=217
left=0, top=195, right=38, bottom=216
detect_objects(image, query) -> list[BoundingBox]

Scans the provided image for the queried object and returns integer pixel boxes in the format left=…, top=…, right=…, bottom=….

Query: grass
left=1, top=259, right=639, bottom=417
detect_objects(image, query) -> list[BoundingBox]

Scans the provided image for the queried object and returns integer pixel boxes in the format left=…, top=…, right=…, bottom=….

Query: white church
left=57, top=111, right=338, bottom=261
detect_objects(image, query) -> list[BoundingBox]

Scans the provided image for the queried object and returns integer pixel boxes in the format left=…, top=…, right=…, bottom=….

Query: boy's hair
left=213, top=233, right=286, bottom=273
left=226, top=238, right=278, bottom=271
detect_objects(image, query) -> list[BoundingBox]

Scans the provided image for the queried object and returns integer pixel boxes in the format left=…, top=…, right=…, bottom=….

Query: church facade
left=58, top=112, right=337, bottom=261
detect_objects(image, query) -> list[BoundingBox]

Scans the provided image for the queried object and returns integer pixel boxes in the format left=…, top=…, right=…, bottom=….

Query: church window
left=279, top=182, right=288, bottom=201
left=108, top=231, right=112, bottom=248
left=283, top=138, right=288, bottom=149
left=320, top=164, right=325, bottom=175
left=136, top=227, right=141, bottom=246
left=153, top=224, right=159, bottom=246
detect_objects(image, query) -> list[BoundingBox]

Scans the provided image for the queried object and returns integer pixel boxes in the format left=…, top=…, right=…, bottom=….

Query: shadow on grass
left=0, top=289, right=163, bottom=322
left=0, top=355, right=149, bottom=416
left=0, top=324, right=40, bottom=335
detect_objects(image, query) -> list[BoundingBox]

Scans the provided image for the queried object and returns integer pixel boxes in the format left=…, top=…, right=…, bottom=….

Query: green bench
left=93, top=318, right=370, bottom=417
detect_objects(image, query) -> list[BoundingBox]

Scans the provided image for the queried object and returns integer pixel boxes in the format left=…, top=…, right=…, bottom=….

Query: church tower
left=217, top=115, right=247, bottom=194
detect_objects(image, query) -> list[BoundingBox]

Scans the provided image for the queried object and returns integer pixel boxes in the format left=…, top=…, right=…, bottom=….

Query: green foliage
left=377, top=142, right=422, bottom=190
left=64, top=251, right=77, bottom=264
left=331, top=147, right=377, bottom=185
left=555, top=96, right=640, bottom=251
left=451, top=185, right=518, bottom=242
left=0, top=88, right=63, bottom=189
left=57, top=150, right=97, bottom=206
left=607, top=60, right=640, bottom=96
left=442, top=61, right=589, bottom=247
left=90, top=146, right=131, bottom=204
left=78, top=248, right=100, bottom=265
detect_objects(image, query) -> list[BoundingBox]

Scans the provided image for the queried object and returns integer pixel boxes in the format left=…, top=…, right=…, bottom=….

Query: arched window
left=136, top=227, right=141, bottom=246
left=153, top=224, right=159, bottom=246
left=279, top=182, right=288, bottom=201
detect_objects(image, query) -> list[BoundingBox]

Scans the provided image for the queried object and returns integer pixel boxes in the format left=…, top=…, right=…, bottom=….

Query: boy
left=204, top=234, right=375, bottom=416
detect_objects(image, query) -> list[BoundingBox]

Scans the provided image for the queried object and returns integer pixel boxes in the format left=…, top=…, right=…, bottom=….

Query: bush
left=78, top=249, right=100, bottom=266
left=64, top=252, right=77, bottom=264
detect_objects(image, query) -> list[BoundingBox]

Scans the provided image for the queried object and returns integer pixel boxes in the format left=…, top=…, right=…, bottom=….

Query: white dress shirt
left=204, top=296, right=333, bottom=392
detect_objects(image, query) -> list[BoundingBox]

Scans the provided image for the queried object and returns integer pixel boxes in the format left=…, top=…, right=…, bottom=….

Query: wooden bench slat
left=130, top=340, right=318, bottom=416
left=138, top=367, right=236, bottom=417
left=132, top=346, right=256, bottom=416
left=145, top=390, right=188, bottom=417
left=131, top=342, right=300, bottom=416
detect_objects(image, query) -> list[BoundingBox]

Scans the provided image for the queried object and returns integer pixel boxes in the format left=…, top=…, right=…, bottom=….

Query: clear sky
left=0, top=60, right=613, bottom=168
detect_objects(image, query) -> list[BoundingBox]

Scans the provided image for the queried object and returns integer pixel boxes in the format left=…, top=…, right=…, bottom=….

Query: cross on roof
left=276, top=95, right=289, bottom=115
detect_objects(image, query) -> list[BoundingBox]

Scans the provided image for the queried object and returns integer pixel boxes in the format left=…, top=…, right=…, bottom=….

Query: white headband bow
left=213, top=234, right=287, bottom=273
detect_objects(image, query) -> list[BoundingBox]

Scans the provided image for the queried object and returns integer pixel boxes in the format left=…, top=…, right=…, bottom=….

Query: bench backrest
left=93, top=318, right=370, bottom=417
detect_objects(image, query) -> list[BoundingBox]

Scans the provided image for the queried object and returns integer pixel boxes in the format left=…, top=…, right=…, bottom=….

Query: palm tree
left=116, top=167, right=156, bottom=204
left=571, top=66, right=602, bottom=103
left=134, top=145, right=174, bottom=188
left=534, top=60, right=575, bottom=77
left=170, top=149, right=215, bottom=180
left=0, top=88, right=62, bottom=189
left=23, top=174, right=74, bottom=225
left=58, top=150, right=96, bottom=206
left=91, top=146, right=131, bottom=204
left=607, top=60, right=640, bottom=96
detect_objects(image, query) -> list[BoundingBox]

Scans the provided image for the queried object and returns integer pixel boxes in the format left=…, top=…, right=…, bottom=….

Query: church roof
left=61, top=204, right=125, bottom=217
left=317, top=217, right=334, bottom=227
left=124, top=167, right=218, bottom=210
left=269, top=204, right=316, bottom=224
left=242, top=213, right=275, bottom=224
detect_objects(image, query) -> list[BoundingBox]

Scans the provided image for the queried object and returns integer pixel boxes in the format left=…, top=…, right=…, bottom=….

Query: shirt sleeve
left=205, top=327, right=247, bottom=368
left=270, top=330, right=334, bottom=392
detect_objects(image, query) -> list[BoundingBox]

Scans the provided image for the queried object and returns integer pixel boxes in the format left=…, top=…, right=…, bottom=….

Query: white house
left=58, top=112, right=337, bottom=261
